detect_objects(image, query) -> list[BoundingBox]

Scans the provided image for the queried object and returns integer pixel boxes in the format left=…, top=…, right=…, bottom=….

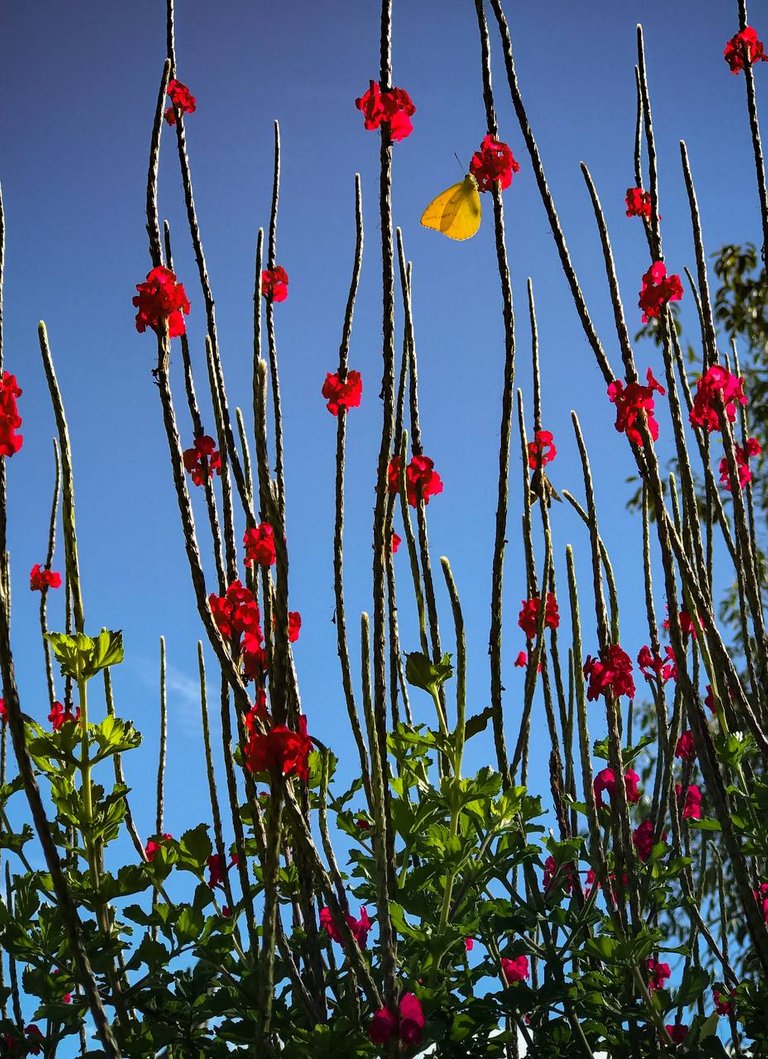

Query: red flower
left=0, top=373, right=23, bottom=457
left=145, top=833, right=172, bottom=862
left=755, top=882, right=768, bottom=923
left=464, top=937, right=474, bottom=952
left=638, top=261, right=683, bottom=322
left=0, top=699, right=6, bottom=723
left=632, top=819, right=667, bottom=862
left=355, top=817, right=371, bottom=831
left=391, top=532, right=402, bottom=554
left=637, top=644, right=677, bottom=685
left=133, top=266, right=190, bottom=338
left=368, top=993, right=424, bottom=1046
left=52, top=969, right=72, bottom=1004
left=288, top=611, right=301, bottom=643
left=665, top=1024, right=689, bottom=1045
left=625, top=187, right=652, bottom=219
left=646, top=957, right=671, bottom=992
left=690, top=365, right=747, bottom=433
left=24, top=1026, right=43, bottom=1055
left=469, top=134, right=520, bottom=193
left=724, top=27, right=768, bottom=73
left=517, top=593, right=560, bottom=640
left=593, top=767, right=641, bottom=808
left=244, top=523, right=276, bottom=567
left=48, top=700, right=80, bottom=732
left=713, top=988, right=735, bottom=1016
left=319, top=905, right=372, bottom=947
left=583, top=645, right=636, bottom=700
left=675, top=730, right=696, bottom=762
left=322, top=370, right=362, bottom=415
left=676, top=782, right=702, bottom=820
left=164, top=78, right=197, bottom=125
left=244, top=715, right=312, bottom=782
left=608, top=367, right=666, bottom=447
left=719, top=436, right=762, bottom=490
left=663, top=607, right=699, bottom=640
left=387, top=455, right=443, bottom=507
left=261, top=266, right=289, bottom=303
left=29, top=564, right=62, bottom=591
left=183, top=435, right=221, bottom=487
left=355, top=81, right=416, bottom=142
left=207, top=853, right=228, bottom=890
left=527, top=429, right=556, bottom=470
left=501, top=955, right=529, bottom=984
left=209, top=581, right=266, bottom=681
left=514, top=650, right=527, bottom=668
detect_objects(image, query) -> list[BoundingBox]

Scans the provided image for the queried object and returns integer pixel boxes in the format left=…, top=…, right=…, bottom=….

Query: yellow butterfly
left=420, top=174, right=481, bottom=240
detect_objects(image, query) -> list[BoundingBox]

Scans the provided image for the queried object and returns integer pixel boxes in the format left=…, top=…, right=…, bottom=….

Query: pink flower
left=676, top=782, right=702, bottom=820
left=145, top=833, right=172, bottom=862
left=638, top=261, right=683, bottom=322
left=319, top=905, right=372, bottom=948
left=646, top=956, right=671, bottom=992
left=690, top=365, right=747, bottom=433
left=464, top=937, right=474, bottom=952
left=368, top=992, right=424, bottom=1046
left=593, top=767, right=641, bottom=808
left=675, top=730, right=696, bottom=762
left=632, top=819, right=666, bottom=863
left=584, top=645, right=636, bottom=700
left=501, top=955, right=529, bottom=983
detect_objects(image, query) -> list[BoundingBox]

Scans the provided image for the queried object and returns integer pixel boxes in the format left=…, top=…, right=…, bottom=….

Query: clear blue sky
left=0, top=1, right=760, bottom=864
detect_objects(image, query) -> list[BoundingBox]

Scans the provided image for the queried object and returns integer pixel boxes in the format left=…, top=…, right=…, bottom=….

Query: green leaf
left=176, top=904, right=205, bottom=944
left=45, top=629, right=124, bottom=682
left=179, top=823, right=213, bottom=869
left=464, top=705, right=494, bottom=740
left=405, top=651, right=453, bottom=695
left=675, top=965, right=710, bottom=1008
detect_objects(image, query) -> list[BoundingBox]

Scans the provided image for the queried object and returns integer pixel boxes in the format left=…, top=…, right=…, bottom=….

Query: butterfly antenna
left=454, top=152, right=466, bottom=175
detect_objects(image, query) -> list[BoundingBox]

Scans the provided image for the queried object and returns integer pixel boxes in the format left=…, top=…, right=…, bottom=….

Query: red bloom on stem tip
left=288, top=611, right=301, bottom=643
left=646, top=957, right=671, bottom=992
left=183, top=435, right=221, bottom=487
left=133, top=266, right=190, bottom=338
left=145, top=834, right=172, bottom=862
left=0, top=373, right=23, bottom=457
left=608, top=367, right=666, bottom=447
left=637, top=644, right=677, bottom=685
left=322, top=370, right=362, bottom=415
left=690, top=365, right=747, bottom=433
left=633, top=819, right=667, bottom=862
left=593, top=767, right=641, bottom=808
left=391, top=532, right=402, bottom=554
left=209, top=581, right=266, bottom=681
left=676, top=782, right=702, bottom=820
left=368, top=993, right=424, bottom=1046
left=501, top=955, right=529, bottom=984
left=584, top=645, right=636, bottom=701
left=517, top=593, right=559, bottom=639
left=244, top=523, right=276, bottom=567
left=666, top=1024, right=689, bottom=1045
left=724, top=27, right=768, bottom=73
left=675, top=730, right=696, bottom=761
left=638, top=261, right=683, bottom=322
left=663, top=607, right=699, bottom=640
left=0, top=699, right=6, bottom=723
left=713, top=988, right=735, bottom=1016
left=355, top=81, right=416, bottom=142
left=387, top=455, right=444, bottom=507
left=49, top=701, right=80, bottom=732
left=261, top=266, right=289, bottom=302
left=625, top=187, right=652, bottom=219
left=319, top=905, right=372, bottom=947
left=719, top=437, right=762, bottom=491
left=469, top=134, right=519, bottom=193
left=514, top=650, right=527, bottom=668
left=164, top=79, right=196, bottom=124
left=244, top=715, right=312, bottom=782
left=29, top=564, right=62, bottom=591
left=527, top=429, right=556, bottom=470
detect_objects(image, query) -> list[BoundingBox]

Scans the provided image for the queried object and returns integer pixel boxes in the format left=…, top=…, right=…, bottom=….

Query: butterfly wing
left=420, top=174, right=481, bottom=240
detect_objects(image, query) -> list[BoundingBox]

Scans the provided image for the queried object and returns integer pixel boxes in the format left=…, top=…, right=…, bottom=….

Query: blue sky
left=0, top=0, right=761, bottom=878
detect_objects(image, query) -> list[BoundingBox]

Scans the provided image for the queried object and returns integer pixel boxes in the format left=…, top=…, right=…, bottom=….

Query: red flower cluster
left=638, top=261, right=683, bottom=322
left=261, top=266, right=289, bottom=303
left=675, top=730, right=696, bottom=762
left=719, top=436, right=762, bottom=491
left=632, top=819, right=667, bottom=862
left=713, top=988, right=735, bottom=1016
left=368, top=992, right=424, bottom=1047
left=209, top=580, right=266, bottom=681
left=527, top=429, right=556, bottom=470
left=164, top=78, right=196, bottom=125
left=207, top=852, right=236, bottom=891
left=183, top=435, right=221, bottom=487
left=319, top=905, right=371, bottom=947
left=49, top=701, right=80, bottom=732
left=724, top=26, right=768, bottom=73
left=666, top=1024, right=689, bottom=1045
left=583, top=645, right=636, bottom=700
left=133, top=266, right=190, bottom=338
left=244, top=715, right=312, bottom=781
left=501, top=955, right=529, bottom=983
left=355, top=81, right=416, bottom=142
left=322, top=370, right=362, bottom=416
left=676, top=782, right=702, bottom=820
left=593, top=767, right=641, bottom=808
left=145, top=833, right=172, bottom=862
left=517, top=593, right=559, bottom=639
left=663, top=607, right=699, bottom=640
left=387, top=454, right=443, bottom=507
left=0, top=373, right=23, bottom=457
left=243, top=523, right=276, bottom=567
left=29, top=564, right=62, bottom=591
left=625, top=187, right=652, bottom=219
left=646, top=956, right=671, bottom=992
left=637, top=644, right=677, bottom=685
left=608, top=367, right=666, bottom=446
left=689, top=365, right=747, bottom=433
left=469, top=134, right=519, bottom=193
